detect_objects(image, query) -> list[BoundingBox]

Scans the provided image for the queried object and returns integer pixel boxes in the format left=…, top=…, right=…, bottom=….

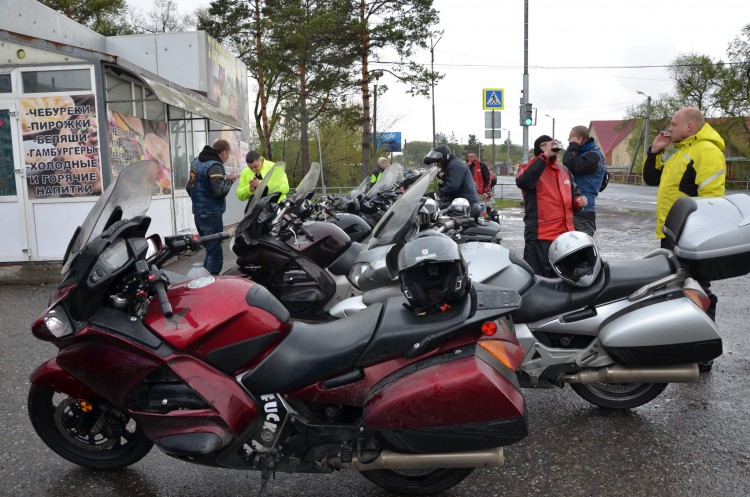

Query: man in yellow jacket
left=643, top=106, right=726, bottom=244
left=237, top=150, right=289, bottom=205
left=643, top=106, right=725, bottom=373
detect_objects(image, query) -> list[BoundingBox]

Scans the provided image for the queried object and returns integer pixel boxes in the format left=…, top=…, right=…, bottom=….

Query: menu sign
left=21, top=95, right=102, bottom=199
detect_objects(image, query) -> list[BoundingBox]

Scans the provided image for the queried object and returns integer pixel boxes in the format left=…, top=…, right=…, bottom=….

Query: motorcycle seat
left=512, top=275, right=606, bottom=323
left=512, top=253, right=678, bottom=323
left=240, top=302, right=383, bottom=395
left=354, top=295, right=473, bottom=368
left=592, top=253, right=679, bottom=305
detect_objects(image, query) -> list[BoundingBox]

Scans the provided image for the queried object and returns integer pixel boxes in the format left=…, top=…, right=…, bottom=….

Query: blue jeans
left=194, top=213, right=224, bottom=275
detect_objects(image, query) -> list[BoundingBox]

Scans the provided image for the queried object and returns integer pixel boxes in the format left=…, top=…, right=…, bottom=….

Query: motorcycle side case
left=666, top=194, right=750, bottom=280
left=598, top=297, right=722, bottom=366
left=363, top=353, right=527, bottom=453
left=145, top=277, right=291, bottom=374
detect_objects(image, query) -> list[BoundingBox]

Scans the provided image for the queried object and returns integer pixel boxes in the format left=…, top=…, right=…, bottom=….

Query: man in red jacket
left=466, top=151, right=492, bottom=200
left=516, top=135, right=587, bottom=277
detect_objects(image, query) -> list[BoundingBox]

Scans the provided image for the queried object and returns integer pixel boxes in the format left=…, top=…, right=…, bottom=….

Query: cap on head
left=533, top=135, right=553, bottom=156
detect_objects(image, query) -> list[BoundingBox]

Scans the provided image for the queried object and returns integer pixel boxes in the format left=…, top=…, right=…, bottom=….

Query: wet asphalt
left=1, top=182, right=749, bottom=497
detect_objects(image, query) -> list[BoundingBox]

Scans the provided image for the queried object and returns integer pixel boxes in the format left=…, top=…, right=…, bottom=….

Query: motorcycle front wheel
left=570, top=382, right=668, bottom=409
left=361, top=468, right=473, bottom=495
left=28, top=385, right=153, bottom=470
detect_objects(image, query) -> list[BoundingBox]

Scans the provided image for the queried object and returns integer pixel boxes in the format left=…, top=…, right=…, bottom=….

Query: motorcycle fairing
left=29, top=357, right=97, bottom=399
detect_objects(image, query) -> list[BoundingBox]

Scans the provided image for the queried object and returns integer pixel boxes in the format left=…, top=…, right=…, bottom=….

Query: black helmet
left=423, top=145, right=453, bottom=167
left=397, top=232, right=469, bottom=313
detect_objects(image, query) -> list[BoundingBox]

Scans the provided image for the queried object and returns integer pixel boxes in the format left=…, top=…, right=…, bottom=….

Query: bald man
left=643, top=107, right=726, bottom=372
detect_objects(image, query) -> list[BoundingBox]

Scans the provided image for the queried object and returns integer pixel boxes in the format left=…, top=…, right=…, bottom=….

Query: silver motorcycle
left=332, top=169, right=748, bottom=408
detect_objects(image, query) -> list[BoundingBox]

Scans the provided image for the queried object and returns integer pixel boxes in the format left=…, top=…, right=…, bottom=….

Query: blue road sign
left=483, top=88, right=504, bottom=110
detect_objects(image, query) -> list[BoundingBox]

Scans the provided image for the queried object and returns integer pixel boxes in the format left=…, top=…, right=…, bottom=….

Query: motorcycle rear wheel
left=28, top=385, right=153, bottom=470
left=570, top=382, right=668, bottom=409
left=361, top=468, right=473, bottom=495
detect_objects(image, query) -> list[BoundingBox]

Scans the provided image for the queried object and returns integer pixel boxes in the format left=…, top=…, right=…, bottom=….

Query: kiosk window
left=22, top=69, right=91, bottom=93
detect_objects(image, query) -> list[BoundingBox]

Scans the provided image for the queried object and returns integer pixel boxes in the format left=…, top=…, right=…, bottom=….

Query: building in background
left=0, top=0, right=249, bottom=263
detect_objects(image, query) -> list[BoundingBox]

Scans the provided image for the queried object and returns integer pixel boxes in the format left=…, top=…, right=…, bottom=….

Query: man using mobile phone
left=643, top=106, right=725, bottom=372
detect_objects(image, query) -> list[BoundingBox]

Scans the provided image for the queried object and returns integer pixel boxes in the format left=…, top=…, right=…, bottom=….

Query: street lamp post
left=430, top=32, right=443, bottom=148
left=545, top=113, right=555, bottom=138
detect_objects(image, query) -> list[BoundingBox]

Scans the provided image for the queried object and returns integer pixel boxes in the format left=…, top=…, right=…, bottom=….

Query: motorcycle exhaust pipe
left=561, top=363, right=699, bottom=384
left=327, top=447, right=504, bottom=471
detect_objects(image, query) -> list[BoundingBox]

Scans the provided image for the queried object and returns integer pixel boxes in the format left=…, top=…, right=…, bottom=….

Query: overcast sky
left=170, top=0, right=748, bottom=151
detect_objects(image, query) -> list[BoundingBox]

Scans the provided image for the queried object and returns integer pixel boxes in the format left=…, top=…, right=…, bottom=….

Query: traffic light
left=522, top=103, right=534, bottom=126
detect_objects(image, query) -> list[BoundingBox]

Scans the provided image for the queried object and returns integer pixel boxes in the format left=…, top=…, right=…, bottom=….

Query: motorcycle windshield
left=365, top=164, right=402, bottom=199
left=290, top=161, right=320, bottom=201
left=61, top=160, right=159, bottom=274
left=346, top=177, right=370, bottom=200
left=236, top=162, right=287, bottom=235
left=366, top=166, right=438, bottom=248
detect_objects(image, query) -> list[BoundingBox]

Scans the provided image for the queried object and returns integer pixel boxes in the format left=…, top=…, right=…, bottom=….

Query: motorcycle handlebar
left=149, top=266, right=173, bottom=318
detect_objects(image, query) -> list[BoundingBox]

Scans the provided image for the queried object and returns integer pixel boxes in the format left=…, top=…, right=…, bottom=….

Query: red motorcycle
left=28, top=160, right=528, bottom=495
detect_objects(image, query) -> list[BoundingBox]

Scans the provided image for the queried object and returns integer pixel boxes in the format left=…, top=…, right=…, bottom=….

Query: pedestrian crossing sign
left=483, top=88, right=504, bottom=110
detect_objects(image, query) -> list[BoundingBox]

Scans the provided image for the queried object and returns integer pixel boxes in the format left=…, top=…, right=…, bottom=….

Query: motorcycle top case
left=665, top=194, right=750, bottom=281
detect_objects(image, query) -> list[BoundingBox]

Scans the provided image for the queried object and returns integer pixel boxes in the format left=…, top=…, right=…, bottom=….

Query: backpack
left=599, top=168, right=609, bottom=192
left=489, top=172, right=497, bottom=188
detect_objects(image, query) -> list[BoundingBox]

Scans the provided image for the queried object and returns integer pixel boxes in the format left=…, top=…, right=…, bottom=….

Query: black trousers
left=523, top=239, right=555, bottom=278
left=573, top=210, right=596, bottom=236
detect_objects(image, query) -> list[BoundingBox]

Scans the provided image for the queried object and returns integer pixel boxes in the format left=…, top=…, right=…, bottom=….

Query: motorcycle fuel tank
left=460, top=242, right=534, bottom=293
left=144, top=277, right=291, bottom=374
left=285, top=222, right=351, bottom=267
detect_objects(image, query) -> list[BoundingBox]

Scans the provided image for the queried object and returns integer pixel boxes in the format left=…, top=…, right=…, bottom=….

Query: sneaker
left=698, top=361, right=713, bottom=373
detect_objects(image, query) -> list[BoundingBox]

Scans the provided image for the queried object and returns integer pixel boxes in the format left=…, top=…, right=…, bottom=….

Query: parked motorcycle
left=226, top=162, right=363, bottom=321
left=332, top=168, right=736, bottom=409
left=332, top=165, right=402, bottom=227
left=28, top=159, right=530, bottom=495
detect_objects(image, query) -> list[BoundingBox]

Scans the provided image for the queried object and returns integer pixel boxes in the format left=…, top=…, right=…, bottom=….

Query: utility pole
left=637, top=91, right=651, bottom=158
left=545, top=113, right=555, bottom=138
left=502, top=128, right=511, bottom=165
left=522, top=0, right=530, bottom=163
left=373, top=77, right=378, bottom=162
left=430, top=32, right=443, bottom=148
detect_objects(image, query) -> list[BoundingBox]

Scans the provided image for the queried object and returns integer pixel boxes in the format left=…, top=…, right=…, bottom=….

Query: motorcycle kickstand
left=256, top=454, right=276, bottom=497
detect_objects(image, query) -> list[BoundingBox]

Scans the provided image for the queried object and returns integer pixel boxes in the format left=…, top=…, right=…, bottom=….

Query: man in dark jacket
left=516, top=135, right=587, bottom=277
left=424, top=144, right=478, bottom=207
left=563, top=125, right=606, bottom=236
left=186, top=139, right=237, bottom=275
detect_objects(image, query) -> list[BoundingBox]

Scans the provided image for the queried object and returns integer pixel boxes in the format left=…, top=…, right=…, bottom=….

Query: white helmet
left=548, top=231, right=602, bottom=287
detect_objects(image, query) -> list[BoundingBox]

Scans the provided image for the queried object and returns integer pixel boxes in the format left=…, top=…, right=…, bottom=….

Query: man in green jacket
left=643, top=106, right=725, bottom=372
left=237, top=150, right=289, bottom=205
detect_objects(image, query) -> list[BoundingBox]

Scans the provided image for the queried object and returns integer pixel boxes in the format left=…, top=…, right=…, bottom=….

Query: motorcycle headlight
left=32, top=305, right=74, bottom=340
left=348, top=262, right=371, bottom=290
